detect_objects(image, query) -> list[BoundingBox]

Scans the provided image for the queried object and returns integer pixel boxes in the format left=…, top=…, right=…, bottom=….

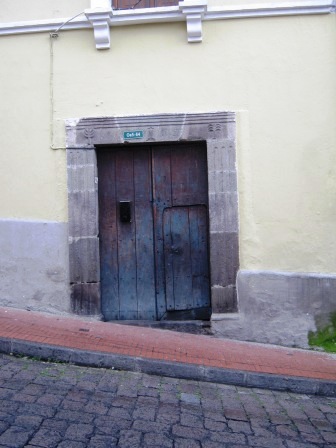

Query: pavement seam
left=0, top=337, right=335, bottom=398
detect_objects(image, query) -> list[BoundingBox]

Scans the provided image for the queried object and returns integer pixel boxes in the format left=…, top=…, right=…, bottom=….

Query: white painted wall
left=0, top=3, right=335, bottom=276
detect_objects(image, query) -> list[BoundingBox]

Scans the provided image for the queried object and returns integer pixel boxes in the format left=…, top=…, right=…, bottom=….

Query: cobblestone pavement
left=0, top=354, right=335, bottom=448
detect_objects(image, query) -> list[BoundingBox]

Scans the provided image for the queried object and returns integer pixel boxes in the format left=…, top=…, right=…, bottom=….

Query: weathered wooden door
left=98, top=142, right=210, bottom=321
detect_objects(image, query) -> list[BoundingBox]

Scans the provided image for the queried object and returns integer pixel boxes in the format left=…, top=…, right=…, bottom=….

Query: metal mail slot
left=119, top=201, right=131, bottom=223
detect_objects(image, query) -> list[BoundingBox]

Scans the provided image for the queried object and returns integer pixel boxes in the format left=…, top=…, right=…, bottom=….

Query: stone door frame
left=65, top=112, right=239, bottom=318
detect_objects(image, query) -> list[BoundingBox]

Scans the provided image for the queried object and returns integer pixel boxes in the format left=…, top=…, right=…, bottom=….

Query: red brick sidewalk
left=0, top=306, right=335, bottom=381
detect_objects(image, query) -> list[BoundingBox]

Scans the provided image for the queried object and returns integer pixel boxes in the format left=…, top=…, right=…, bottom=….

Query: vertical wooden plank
left=152, top=146, right=172, bottom=319
left=115, top=149, right=137, bottom=320
left=176, top=207, right=193, bottom=310
left=171, top=143, right=208, bottom=206
left=163, top=209, right=174, bottom=311
left=171, top=148, right=189, bottom=205
left=189, top=205, right=210, bottom=309
left=134, top=148, right=156, bottom=320
left=164, top=207, right=193, bottom=311
left=171, top=207, right=193, bottom=310
left=97, top=149, right=119, bottom=320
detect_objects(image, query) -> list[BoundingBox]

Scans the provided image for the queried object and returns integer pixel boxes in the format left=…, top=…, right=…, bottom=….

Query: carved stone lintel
left=179, top=0, right=207, bottom=43
left=65, top=112, right=235, bottom=147
left=84, top=128, right=95, bottom=146
left=85, top=8, right=113, bottom=50
left=146, top=127, right=155, bottom=141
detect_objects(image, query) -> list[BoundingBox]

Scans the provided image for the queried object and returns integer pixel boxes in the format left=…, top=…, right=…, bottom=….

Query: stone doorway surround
left=65, top=112, right=239, bottom=318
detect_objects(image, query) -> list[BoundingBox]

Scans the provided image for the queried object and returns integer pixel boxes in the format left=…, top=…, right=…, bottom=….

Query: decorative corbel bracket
left=179, top=0, right=207, bottom=43
left=85, top=0, right=113, bottom=50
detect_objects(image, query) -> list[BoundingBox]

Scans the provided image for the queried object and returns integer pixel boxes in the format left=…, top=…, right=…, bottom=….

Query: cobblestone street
left=0, top=354, right=335, bottom=448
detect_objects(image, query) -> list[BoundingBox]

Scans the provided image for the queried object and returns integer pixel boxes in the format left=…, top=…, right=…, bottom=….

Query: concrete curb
left=0, top=337, right=335, bottom=397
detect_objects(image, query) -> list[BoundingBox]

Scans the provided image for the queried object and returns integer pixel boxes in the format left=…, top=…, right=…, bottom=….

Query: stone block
left=210, top=232, right=239, bottom=285
left=71, top=282, right=101, bottom=316
left=208, top=170, right=237, bottom=194
left=67, top=164, right=96, bottom=193
left=67, top=148, right=97, bottom=167
left=69, top=237, right=100, bottom=283
left=211, top=285, right=237, bottom=313
left=209, top=192, right=238, bottom=233
left=68, top=190, right=98, bottom=238
left=74, top=113, right=235, bottom=147
left=317, top=382, right=336, bottom=397
left=207, top=140, right=236, bottom=171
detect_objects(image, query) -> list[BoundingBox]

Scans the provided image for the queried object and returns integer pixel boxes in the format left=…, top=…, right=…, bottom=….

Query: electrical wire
left=52, top=11, right=86, bottom=37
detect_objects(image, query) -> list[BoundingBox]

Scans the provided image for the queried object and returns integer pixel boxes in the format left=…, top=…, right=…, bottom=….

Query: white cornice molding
left=0, top=0, right=334, bottom=49
left=0, top=17, right=91, bottom=36
left=206, top=0, right=335, bottom=20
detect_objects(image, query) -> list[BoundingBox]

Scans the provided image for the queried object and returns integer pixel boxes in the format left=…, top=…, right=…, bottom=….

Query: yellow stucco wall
left=0, top=0, right=89, bottom=22
left=0, top=33, right=67, bottom=222
left=0, top=8, right=335, bottom=273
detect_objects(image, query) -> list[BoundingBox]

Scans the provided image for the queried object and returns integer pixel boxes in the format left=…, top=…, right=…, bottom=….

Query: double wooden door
left=98, top=142, right=210, bottom=321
